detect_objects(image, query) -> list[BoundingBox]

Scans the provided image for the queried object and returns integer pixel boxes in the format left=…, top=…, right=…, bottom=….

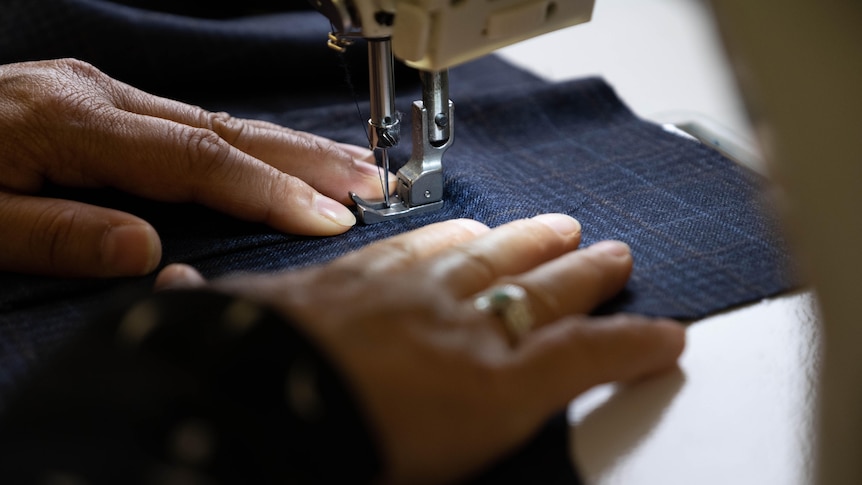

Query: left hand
left=156, top=214, right=686, bottom=485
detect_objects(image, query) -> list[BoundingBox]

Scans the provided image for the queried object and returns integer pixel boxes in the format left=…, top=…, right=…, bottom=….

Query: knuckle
left=298, top=134, right=345, bottom=165
left=444, top=245, right=497, bottom=284
left=29, top=203, right=86, bottom=269
left=0, top=59, right=118, bottom=190
left=512, top=280, right=561, bottom=322
left=182, top=127, right=233, bottom=176
left=26, top=60, right=116, bottom=136
left=371, top=237, right=422, bottom=268
left=204, top=111, right=247, bottom=146
left=55, top=58, right=104, bottom=83
left=43, top=59, right=106, bottom=110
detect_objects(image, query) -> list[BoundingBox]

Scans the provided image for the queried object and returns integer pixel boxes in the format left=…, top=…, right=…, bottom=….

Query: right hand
left=0, top=58, right=393, bottom=277
left=157, top=214, right=686, bottom=485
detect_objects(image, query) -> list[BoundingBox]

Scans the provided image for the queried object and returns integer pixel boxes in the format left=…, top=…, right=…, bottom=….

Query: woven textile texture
left=0, top=1, right=796, bottom=483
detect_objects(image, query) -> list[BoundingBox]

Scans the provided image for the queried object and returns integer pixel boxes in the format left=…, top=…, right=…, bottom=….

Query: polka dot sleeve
left=0, top=289, right=382, bottom=484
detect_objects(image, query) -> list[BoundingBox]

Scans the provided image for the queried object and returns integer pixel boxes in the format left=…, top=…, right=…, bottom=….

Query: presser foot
left=350, top=192, right=443, bottom=224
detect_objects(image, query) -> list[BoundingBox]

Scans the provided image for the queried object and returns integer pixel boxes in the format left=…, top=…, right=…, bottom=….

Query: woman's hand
left=0, top=58, right=391, bottom=277
left=157, top=214, right=686, bottom=485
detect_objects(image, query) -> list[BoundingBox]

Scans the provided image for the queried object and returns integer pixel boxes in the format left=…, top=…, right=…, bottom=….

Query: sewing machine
left=310, top=0, right=595, bottom=223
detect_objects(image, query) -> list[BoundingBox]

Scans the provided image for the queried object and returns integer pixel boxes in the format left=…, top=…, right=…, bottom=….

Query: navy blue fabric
left=0, top=1, right=796, bottom=483
left=0, top=73, right=795, bottom=384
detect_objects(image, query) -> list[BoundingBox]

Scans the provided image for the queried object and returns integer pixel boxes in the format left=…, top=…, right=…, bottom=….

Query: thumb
left=0, top=192, right=161, bottom=277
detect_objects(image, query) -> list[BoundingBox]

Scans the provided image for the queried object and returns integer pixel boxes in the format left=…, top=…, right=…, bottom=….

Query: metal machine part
left=358, top=38, right=452, bottom=222
left=309, top=0, right=594, bottom=223
left=367, top=39, right=400, bottom=151
left=355, top=53, right=451, bottom=223
left=310, top=0, right=595, bottom=71
left=366, top=38, right=400, bottom=207
left=311, top=0, right=454, bottom=223
left=351, top=70, right=453, bottom=223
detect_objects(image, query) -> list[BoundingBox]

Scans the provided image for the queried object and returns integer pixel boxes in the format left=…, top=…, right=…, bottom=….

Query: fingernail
left=102, top=224, right=161, bottom=275
left=315, top=195, right=356, bottom=227
left=589, top=240, right=631, bottom=257
left=532, top=213, right=581, bottom=237
left=153, top=264, right=206, bottom=291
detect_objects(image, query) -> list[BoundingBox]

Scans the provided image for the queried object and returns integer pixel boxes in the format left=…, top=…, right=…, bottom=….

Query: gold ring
left=473, top=284, right=534, bottom=344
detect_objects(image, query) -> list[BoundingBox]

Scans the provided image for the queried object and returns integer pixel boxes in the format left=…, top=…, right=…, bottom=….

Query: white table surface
left=496, top=1, right=820, bottom=483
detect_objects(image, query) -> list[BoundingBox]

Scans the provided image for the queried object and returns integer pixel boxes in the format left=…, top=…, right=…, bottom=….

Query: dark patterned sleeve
left=0, top=289, right=382, bottom=485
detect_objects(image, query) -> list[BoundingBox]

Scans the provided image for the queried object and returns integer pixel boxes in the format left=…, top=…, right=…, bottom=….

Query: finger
left=430, top=214, right=582, bottom=298
left=109, top=89, right=394, bottom=202
left=71, top=111, right=358, bottom=236
left=154, top=263, right=207, bottom=291
left=206, top=219, right=491, bottom=309
left=0, top=192, right=161, bottom=277
left=237, top=119, right=377, bottom=163
left=117, top=103, right=376, bottom=166
left=499, top=240, right=634, bottom=326
left=331, top=218, right=490, bottom=275
left=234, top=121, right=391, bottom=197
left=231, top=127, right=397, bottom=203
left=514, top=315, right=686, bottom=417
left=182, top=113, right=395, bottom=203
left=335, top=142, right=377, bottom=164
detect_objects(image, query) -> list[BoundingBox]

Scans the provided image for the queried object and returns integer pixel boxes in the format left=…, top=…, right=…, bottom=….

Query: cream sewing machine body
left=310, top=0, right=595, bottom=223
